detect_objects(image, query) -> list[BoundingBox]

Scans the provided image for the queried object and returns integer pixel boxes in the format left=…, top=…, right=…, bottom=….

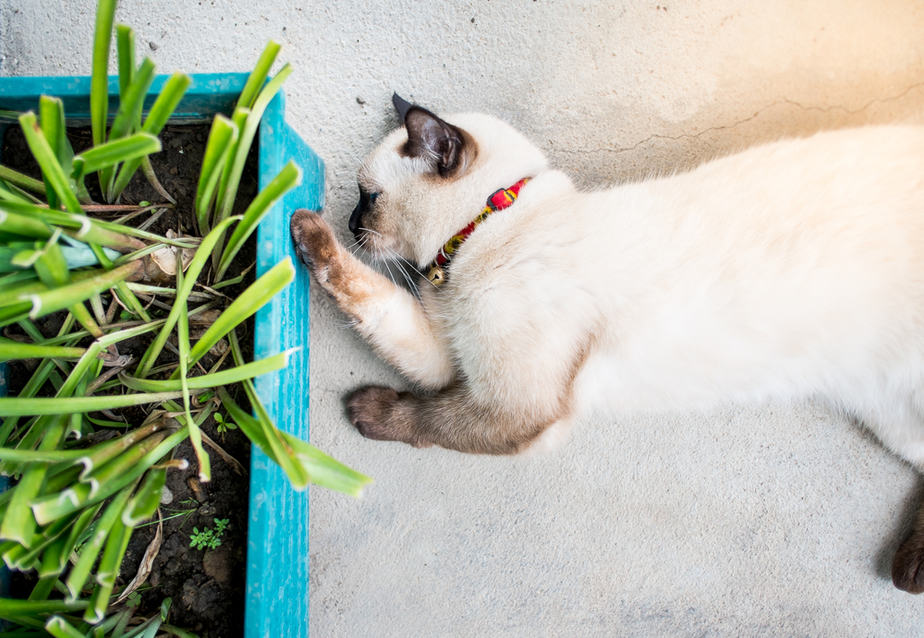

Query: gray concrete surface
left=5, top=1, right=924, bottom=635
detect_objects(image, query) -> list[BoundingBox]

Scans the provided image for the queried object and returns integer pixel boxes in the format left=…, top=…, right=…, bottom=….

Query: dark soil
left=1, top=121, right=258, bottom=637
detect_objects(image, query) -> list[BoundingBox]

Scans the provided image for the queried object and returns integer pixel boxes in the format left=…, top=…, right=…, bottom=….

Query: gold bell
left=427, top=265, right=446, bottom=286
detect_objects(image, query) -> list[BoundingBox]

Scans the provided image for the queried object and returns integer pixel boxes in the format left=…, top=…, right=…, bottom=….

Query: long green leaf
left=102, top=57, right=156, bottom=199
left=122, top=468, right=165, bottom=526
left=0, top=164, right=46, bottom=196
left=0, top=338, right=85, bottom=363
left=0, top=207, right=52, bottom=239
left=63, top=486, right=133, bottom=600
left=0, top=415, right=67, bottom=545
left=219, top=385, right=370, bottom=495
left=18, top=112, right=81, bottom=214
left=37, top=503, right=102, bottom=578
left=75, top=418, right=165, bottom=479
left=0, top=392, right=184, bottom=417
left=141, top=73, right=191, bottom=136
left=177, top=262, right=210, bottom=481
left=0, top=598, right=88, bottom=618
left=108, top=73, right=191, bottom=202
left=226, top=331, right=308, bottom=487
left=90, top=0, right=117, bottom=147
left=186, top=257, right=294, bottom=369
left=116, top=24, right=136, bottom=98
left=130, top=350, right=293, bottom=392
left=215, top=64, right=293, bottom=221
left=0, top=260, right=142, bottom=329
left=218, top=382, right=306, bottom=489
left=34, top=239, right=103, bottom=338
left=0, top=447, right=86, bottom=463
left=73, top=132, right=161, bottom=177
left=85, top=519, right=131, bottom=622
left=282, top=429, right=372, bottom=496
left=135, top=215, right=240, bottom=377
left=34, top=434, right=163, bottom=526
left=107, top=57, right=155, bottom=143
left=212, top=106, right=250, bottom=228
left=0, top=201, right=145, bottom=251
left=215, top=161, right=300, bottom=279
left=236, top=41, right=280, bottom=110
left=35, top=427, right=186, bottom=527
left=194, top=115, right=238, bottom=234
left=38, top=96, right=68, bottom=210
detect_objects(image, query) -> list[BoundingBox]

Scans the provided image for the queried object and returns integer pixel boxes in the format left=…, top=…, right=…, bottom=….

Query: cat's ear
left=392, top=93, right=413, bottom=122
left=393, top=94, right=466, bottom=177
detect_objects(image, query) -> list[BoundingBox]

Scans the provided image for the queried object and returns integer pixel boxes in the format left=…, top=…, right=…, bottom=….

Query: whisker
left=390, top=256, right=417, bottom=296
left=382, top=258, right=399, bottom=288
left=388, top=249, right=420, bottom=297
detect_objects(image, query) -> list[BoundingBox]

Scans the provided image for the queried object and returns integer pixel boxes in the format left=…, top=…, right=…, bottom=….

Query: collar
left=425, top=178, right=530, bottom=286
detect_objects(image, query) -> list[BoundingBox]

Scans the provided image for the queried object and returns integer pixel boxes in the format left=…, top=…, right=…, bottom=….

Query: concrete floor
left=5, top=1, right=924, bottom=635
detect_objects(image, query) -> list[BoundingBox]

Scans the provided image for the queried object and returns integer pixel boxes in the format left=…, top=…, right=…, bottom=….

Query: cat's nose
left=349, top=201, right=364, bottom=237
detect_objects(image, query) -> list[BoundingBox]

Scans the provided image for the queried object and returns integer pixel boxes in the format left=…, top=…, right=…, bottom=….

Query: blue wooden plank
left=0, top=73, right=249, bottom=122
left=246, top=90, right=321, bottom=638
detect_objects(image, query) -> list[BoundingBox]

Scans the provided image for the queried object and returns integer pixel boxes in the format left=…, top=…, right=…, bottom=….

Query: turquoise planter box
left=0, top=73, right=318, bottom=637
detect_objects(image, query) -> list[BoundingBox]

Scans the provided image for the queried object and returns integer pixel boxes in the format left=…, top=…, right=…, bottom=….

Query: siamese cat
left=290, top=94, right=924, bottom=593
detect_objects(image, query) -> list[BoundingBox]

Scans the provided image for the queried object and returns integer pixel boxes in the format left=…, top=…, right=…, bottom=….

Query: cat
left=289, top=93, right=924, bottom=593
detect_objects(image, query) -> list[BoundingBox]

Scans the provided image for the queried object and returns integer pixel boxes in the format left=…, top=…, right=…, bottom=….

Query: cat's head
left=349, top=94, right=549, bottom=268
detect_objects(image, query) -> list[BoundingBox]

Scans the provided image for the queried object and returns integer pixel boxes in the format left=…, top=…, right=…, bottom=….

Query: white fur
left=356, top=118, right=924, bottom=466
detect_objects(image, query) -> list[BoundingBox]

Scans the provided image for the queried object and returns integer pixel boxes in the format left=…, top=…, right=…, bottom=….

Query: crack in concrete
left=553, top=79, right=924, bottom=157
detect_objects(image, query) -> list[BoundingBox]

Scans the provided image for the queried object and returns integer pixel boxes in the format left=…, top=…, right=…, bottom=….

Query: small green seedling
left=214, top=412, right=238, bottom=438
left=189, top=517, right=230, bottom=550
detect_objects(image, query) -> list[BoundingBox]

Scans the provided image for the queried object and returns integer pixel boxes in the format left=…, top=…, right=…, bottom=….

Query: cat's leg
left=889, top=392, right=924, bottom=593
left=893, top=502, right=924, bottom=594
left=852, top=393, right=924, bottom=593
left=344, top=382, right=566, bottom=454
left=290, top=209, right=453, bottom=389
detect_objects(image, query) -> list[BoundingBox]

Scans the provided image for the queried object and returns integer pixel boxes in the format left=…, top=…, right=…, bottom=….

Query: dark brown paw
left=290, top=208, right=338, bottom=280
left=344, top=386, right=425, bottom=446
left=345, top=386, right=401, bottom=441
left=893, top=530, right=924, bottom=594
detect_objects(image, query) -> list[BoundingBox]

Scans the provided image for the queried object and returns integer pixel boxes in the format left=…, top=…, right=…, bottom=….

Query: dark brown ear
left=392, top=93, right=413, bottom=122
left=400, top=102, right=466, bottom=177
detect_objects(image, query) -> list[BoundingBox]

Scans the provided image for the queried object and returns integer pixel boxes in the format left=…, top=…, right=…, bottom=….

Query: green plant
left=213, top=411, right=238, bottom=439
left=0, top=0, right=370, bottom=632
left=188, top=517, right=229, bottom=551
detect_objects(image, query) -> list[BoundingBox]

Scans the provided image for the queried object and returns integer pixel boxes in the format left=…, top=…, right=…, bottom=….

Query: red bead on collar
left=426, top=178, right=530, bottom=286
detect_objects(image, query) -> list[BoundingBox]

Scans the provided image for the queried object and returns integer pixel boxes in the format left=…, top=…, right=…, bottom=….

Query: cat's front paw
left=345, top=386, right=429, bottom=447
left=893, top=527, right=924, bottom=593
left=290, top=209, right=340, bottom=285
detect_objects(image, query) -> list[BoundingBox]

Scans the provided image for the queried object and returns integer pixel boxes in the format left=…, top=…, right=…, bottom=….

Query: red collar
left=425, top=178, right=530, bottom=286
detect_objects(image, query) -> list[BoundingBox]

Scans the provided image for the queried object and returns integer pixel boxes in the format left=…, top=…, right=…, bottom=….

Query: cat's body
left=289, top=96, right=924, bottom=592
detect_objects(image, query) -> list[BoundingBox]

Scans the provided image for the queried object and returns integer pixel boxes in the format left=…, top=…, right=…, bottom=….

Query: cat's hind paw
left=345, top=386, right=429, bottom=448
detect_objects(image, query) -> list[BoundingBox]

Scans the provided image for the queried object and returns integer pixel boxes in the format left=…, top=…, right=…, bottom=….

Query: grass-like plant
left=0, top=0, right=369, bottom=633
